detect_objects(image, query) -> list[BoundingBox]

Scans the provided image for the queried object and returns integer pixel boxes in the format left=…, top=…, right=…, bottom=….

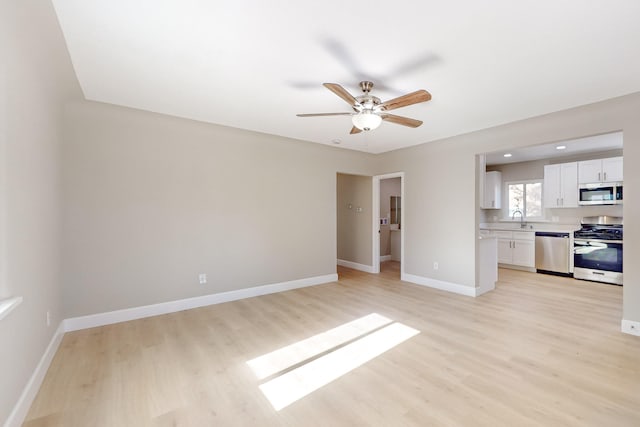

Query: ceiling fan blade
left=350, top=126, right=362, bottom=135
left=296, top=112, right=352, bottom=117
left=379, top=90, right=432, bottom=112
left=381, top=113, right=423, bottom=128
left=323, top=83, right=359, bottom=107
left=321, top=38, right=375, bottom=83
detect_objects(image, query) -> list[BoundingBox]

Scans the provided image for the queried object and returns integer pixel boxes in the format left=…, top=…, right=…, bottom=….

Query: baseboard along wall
left=621, top=319, right=640, bottom=336
left=5, top=273, right=338, bottom=427
left=337, top=259, right=376, bottom=273
left=4, top=323, right=65, bottom=427
left=401, top=272, right=477, bottom=297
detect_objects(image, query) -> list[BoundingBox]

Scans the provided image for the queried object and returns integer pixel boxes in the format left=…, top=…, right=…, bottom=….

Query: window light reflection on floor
left=247, top=313, right=393, bottom=380
left=255, top=321, right=420, bottom=411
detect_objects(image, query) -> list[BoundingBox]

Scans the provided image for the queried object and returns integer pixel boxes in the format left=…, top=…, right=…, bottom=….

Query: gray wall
left=336, top=173, right=373, bottom=266
left=0, top=0, right=81, bottom=423
left=375, top=92, right=640, bottom=324
left=62, top=102, right=374, bottom=317
left=374, top=139, right=478, bottom=286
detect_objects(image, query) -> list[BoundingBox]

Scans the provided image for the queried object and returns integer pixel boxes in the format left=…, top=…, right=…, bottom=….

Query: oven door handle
left=574, top=238, right=623, bottom=244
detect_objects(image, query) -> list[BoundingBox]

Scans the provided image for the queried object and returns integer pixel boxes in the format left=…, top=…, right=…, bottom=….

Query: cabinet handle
left=561, top=197, right=563, bottom=206
left=513, top=241, right=516, bottom=249
left=492, top=200, right=494, bottom=208
left=604, top=172, right=607, bottom=181
left=557, top=198, right=559, bottom=206
left=598, top=172, right=601, bottom=181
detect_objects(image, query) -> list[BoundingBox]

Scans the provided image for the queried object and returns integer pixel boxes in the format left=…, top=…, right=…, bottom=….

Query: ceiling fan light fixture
left=352, top=111, right=382, bottom=131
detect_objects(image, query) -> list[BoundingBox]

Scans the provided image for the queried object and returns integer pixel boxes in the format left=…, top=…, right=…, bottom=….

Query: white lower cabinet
left=495, top=230, right=535, bottom=268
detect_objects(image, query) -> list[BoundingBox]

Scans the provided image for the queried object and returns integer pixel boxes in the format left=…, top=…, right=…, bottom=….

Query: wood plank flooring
left=25, top=263, right=640, bottom=426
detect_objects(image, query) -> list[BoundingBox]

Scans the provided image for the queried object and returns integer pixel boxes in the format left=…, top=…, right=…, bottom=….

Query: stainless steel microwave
left=578, top=182, right=623, bottom=205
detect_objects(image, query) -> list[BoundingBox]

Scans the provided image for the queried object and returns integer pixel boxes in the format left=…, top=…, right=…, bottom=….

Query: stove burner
left=574, top=225, right=623, bottom=240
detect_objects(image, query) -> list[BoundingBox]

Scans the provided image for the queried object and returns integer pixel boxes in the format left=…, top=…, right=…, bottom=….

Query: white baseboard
left=64, top=273, right=338, bottom=332
left=380, top=255, right=392, bottom=262
left=401, top=273, right=476, bottom=297
left=474, top=283, right=495, bottom=297
left=4, top=322, right=65, bottom=427
left=621, top=319, right=640, bottom=336
left=337, top=259, right=375, bottom=273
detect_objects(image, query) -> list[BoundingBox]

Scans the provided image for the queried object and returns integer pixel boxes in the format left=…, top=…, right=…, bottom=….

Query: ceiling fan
left=296, top=81, right=432, bottom=134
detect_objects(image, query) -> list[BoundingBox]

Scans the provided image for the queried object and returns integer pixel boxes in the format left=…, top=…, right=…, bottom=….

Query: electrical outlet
left=199, top=273, right=207, bottom=285
left=433, top=262, right=439, bottom=270
left=46, top=311, right=51, bottom=327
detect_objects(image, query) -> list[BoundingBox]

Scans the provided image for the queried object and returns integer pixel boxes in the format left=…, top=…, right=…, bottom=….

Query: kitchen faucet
left=512, top=209, right=526, bottom=228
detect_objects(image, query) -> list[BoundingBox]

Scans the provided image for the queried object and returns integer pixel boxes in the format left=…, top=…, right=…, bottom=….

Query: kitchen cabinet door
left=578, top=159, right=603, bottom=183
left=483, top=171, right=502, bottom=209
left=602, top=157, right=623, bottom=182
left=560, top=162, right=578, bottom=207
left=544, top=162, right=577, bottom=208
left=543, top=164, right=562, bottom=208
left=497, top=239, right=512, bottom=264
left=512, top=239, right=535, bottom=267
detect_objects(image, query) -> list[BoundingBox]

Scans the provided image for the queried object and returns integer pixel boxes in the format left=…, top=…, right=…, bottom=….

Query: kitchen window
left=506, top=180, right=543, bottom=220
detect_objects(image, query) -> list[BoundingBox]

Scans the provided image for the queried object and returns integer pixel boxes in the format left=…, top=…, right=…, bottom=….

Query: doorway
left=373, top=173, right=404, bottom=278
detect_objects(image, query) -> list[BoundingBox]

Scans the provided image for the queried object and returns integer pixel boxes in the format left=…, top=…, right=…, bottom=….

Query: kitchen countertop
left=479, top=222, right=580, bottom=233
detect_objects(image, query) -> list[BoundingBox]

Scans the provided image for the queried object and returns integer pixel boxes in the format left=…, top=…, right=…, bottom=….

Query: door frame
left=372, top=172, right=405, bottom=275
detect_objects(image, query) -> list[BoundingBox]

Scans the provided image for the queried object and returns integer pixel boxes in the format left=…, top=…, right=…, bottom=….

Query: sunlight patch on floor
left=247, top=313, right=393, bottom=380
left=256, top=322, right=419, bottom=410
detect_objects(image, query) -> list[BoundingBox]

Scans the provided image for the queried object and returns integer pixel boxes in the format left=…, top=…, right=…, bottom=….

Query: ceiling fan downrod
left=359, top=81, right=374, bottom=93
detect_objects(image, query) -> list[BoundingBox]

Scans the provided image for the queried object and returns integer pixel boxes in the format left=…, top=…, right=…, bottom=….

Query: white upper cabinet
left=602, top=157, right=623, bottom=182
left=544, top=164, right=561, bottom=207
left=578, top=156, right=623, bottom=183
left=561, top=163, right=579, bottom=207
left=544, top=162, right=578, bottom=208
left=482, top=171, right=502, bottom=209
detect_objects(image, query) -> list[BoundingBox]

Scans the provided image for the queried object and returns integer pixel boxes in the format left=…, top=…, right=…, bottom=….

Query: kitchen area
left=479, top=132, right=623, bottom=287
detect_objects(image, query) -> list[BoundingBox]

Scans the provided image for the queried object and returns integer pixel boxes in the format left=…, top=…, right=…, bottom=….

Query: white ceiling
left=485, top=131, right=623, bottom=165
left=52, top=1, right=640, bottom=154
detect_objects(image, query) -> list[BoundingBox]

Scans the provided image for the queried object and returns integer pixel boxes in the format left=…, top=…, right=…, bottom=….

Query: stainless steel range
left=574, top=216, right=623, bottom=285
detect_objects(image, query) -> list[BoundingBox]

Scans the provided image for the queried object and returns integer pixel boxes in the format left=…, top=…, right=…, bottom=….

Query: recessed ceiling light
left=332, top=139, right=341, bottom=145
left=556, top=145, right=566, bottom=150
left=503, top=153, right=512, bottom=158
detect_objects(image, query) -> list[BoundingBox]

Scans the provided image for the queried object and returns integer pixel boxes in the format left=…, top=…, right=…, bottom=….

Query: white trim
left=402, top=273, right=476, bottom=297
left=372, top=178, right=380, bottom=274
left=621, top=319, right=640, bottom=336
left=64, top=274, right=338, bottom=332
left=475, top=236, right=497, bottom=297
left=380, top=255, right=392, bottom=262
left=474, top=287, right=493, bottom=297
left=0, top=296, right=23, bottom=321
left=4, top=322, right=65, bottom=427
left=372, top=172, right=405, bottom=276
left=337, top=259, right=376, bottom=274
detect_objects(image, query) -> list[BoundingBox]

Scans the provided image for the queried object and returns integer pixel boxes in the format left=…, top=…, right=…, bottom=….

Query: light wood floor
left=25, top=263, right=640, bottom=426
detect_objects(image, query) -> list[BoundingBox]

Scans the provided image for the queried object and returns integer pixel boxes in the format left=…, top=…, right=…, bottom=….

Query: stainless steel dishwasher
left=535, top=232, right=571, bottom=276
